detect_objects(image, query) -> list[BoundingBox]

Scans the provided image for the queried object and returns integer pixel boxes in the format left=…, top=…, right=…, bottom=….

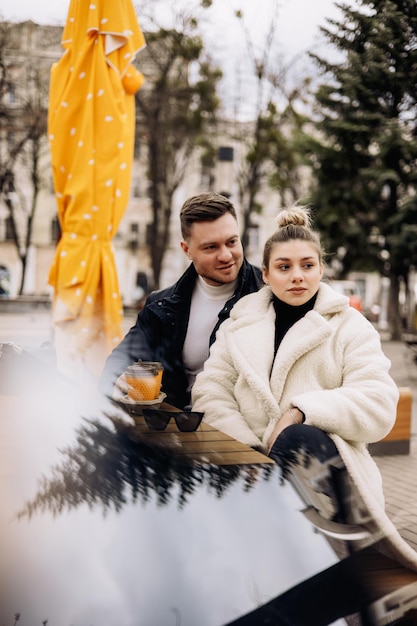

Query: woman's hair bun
left=276, top=205, right=312, bottom=230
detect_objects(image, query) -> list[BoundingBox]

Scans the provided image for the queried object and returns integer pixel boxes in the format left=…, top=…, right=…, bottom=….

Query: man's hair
left=180, top=192, right=237, bottom=240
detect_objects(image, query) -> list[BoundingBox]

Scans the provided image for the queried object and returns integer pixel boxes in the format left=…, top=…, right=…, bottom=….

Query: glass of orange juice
left=125, top=363, right=161, bottom=401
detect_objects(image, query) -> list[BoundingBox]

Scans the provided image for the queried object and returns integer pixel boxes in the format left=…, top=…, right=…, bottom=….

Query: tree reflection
left=18, top=414, right=275, bottom=519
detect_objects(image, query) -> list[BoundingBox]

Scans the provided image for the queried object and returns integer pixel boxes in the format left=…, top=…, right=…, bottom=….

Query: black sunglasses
left=142, top=409, right=204, bottom=432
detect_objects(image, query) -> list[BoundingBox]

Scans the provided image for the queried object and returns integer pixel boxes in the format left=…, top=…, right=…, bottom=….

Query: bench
left=370, top=387, right=412, bottom=456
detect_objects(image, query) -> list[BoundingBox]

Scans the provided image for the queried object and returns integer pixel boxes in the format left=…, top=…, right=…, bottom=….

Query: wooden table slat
left=133, top=428, right=231, bottom=443
left=173, top=450, right=275, bottom=465
left=121, top=407, right=275, bottom=466
left=163, top=440, right=261, bottom=454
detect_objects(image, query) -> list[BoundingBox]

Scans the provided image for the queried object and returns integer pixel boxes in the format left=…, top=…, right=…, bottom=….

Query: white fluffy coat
left=192, top=282, right=417, bottom=570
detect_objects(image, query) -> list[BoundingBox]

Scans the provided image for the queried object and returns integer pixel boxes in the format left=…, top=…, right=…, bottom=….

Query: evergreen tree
left=307, top=0, right=417, bottom=338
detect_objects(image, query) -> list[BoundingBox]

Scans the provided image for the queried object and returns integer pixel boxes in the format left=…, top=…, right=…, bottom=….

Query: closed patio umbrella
left=48, top=0, right=145, bottom=383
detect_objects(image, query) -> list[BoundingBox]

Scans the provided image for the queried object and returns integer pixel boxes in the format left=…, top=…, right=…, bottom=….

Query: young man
left=98, top=192, right=263, bottom=408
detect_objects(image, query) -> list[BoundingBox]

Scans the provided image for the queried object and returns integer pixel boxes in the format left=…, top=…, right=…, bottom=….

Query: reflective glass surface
left=0, top=380, right=340, bottom=626
left=2, top=346, right=417, bottom=625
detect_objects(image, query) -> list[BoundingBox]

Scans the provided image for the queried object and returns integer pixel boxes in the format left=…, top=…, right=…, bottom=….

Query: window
left=5, top=216, right=14, bottom=241
left=128, top=222, right=139, bottom=252
left=217, top=146, right=234, bottom=162
left=0, top=265, right=10, bottom=295
left=8, top=83, right=17, bottom=105
left=51, top=216, right=61, bottom=243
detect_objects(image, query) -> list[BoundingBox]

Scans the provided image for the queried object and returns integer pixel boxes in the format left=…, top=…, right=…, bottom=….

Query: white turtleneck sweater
left=182, top=276, right=236, bottom=393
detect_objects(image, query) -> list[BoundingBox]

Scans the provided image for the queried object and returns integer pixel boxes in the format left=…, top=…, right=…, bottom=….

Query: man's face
left=180, top=213, right=244, bottom=286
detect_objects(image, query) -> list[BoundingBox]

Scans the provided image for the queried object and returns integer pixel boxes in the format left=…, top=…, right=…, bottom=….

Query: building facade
left=0, top=21, right=290, bottom=305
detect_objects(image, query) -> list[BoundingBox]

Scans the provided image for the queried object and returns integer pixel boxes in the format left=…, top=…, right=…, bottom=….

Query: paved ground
left=372, top=338, right=417, bottom=552
left=1, top=308, right=417, bottom=552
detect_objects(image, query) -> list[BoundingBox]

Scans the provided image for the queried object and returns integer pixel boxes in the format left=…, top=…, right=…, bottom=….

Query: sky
left=0, top=0, right=356, bottom=118
left=0, top=0, right=354, bottom=58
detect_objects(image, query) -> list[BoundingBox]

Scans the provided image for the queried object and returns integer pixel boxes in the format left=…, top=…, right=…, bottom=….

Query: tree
left=17, top=416, right=272, bottom=517
left=0, top=21, right=60, bottom=295
left=133, top=7, right=222, bottom=289
left=2, top=86, right=49, bottom=295
left=231, top=2, right=310, bottom=249
left=306, top=0, right=417, bottom=339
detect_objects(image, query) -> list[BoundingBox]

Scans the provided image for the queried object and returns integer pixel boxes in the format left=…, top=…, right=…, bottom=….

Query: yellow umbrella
left=48, top=0, right=145, bottom=383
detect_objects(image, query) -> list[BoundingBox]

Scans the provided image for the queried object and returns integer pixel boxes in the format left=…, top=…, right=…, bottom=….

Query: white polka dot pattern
left=48, top=0, right=146, bottom=370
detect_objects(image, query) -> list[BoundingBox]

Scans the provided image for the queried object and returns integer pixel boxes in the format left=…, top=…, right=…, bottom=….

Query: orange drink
left=142, top=362, right=163, bottom=387
left=125, top=364, right=160, bottom=401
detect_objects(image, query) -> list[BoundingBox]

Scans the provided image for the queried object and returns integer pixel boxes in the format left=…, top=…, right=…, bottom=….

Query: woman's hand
left=267, top=407, right=304, bottom=454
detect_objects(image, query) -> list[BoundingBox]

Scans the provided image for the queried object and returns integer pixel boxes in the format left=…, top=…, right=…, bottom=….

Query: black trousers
left=269, top=423, right=349, bottom=520
left=269, top=423, right=340, bottom=475
left=226, top=425, right=417, bottom=626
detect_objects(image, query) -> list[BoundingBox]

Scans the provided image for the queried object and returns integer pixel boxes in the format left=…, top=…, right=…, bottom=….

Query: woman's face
left=262, top=239, right=323, bottom=306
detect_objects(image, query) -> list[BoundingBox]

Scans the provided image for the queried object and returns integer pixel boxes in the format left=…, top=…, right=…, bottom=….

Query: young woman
left=192, top=205, right=417, bottom=572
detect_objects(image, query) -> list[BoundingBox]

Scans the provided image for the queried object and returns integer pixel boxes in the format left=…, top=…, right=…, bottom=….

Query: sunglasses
left=142, top=409, right=204, bottom=432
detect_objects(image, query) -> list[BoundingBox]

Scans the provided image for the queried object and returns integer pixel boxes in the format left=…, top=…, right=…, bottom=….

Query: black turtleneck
left=273, top=292, right=318, bottom=355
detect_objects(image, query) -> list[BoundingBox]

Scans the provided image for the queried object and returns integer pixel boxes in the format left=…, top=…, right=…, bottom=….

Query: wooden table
left=118, top=411, right=275, bottom=467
